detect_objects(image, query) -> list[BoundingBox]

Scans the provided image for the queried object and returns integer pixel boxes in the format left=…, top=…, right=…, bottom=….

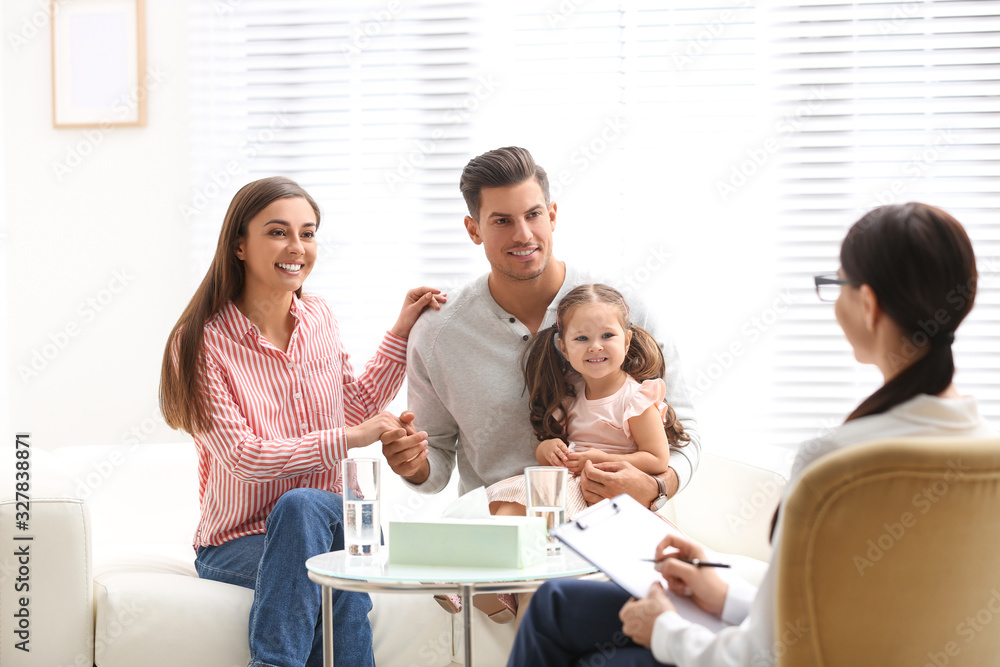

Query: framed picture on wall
left=51, top=0, right=146, bottom=128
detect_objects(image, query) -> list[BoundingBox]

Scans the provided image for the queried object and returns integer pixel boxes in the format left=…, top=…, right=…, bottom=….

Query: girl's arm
left=566, top=405, right=670, bottom=475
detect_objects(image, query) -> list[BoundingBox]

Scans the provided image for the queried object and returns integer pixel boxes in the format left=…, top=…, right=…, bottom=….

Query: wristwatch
left=649, top=474, right=669, bottom=511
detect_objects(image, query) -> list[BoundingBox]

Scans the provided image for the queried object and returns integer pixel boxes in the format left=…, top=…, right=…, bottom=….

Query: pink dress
left=486, top=376, right=668, bottom=517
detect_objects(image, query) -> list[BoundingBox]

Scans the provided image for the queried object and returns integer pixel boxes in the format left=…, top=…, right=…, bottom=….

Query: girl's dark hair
left=841, top=202, right=977, bottom=422
left=159, top=176, right=321, bottom=434
left=523, top=283, right=690, bottom=446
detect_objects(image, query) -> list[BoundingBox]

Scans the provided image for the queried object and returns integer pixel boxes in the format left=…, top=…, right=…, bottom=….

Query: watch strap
left=650, top=473, right=668, bottom=510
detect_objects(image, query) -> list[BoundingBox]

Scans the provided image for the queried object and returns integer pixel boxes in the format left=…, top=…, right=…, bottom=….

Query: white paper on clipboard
left=550, top=493, right=728, bottom=633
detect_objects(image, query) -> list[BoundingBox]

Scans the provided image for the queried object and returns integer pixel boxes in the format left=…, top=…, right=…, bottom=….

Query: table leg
left=461, top=583, right=474, bottom=666
left=322, top=584, right=334, bottom=667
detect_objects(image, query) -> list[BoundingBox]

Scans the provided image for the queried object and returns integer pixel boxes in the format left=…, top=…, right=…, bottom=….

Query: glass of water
left=524, top=466, right=568, bottom=555
left=342, top=458, right=380, bottom=556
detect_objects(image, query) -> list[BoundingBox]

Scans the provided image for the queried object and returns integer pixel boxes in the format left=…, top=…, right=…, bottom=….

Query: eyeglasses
left=814, top=273, right=855, bottom=302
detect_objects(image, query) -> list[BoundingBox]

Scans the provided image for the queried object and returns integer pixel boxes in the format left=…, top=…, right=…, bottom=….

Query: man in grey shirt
left=382, top=146, right=700, bottom=510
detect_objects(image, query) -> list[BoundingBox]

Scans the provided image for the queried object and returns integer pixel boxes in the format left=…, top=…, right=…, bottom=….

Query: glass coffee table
left=306, top=548, right=600, bottom=666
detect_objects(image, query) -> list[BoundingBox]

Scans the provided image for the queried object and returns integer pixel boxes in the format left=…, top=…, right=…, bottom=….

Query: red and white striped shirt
left=192, top=293, right=407, bottom=548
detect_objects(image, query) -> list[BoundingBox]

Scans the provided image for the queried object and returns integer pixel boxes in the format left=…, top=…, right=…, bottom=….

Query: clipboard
left=550, top=493, right=728, bottom=632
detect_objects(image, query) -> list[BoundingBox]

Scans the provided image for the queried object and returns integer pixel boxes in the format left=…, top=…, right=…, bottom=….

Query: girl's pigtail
left=622, top=324, right=690, bottom=447
left=522, top=324, right=574, bottom=441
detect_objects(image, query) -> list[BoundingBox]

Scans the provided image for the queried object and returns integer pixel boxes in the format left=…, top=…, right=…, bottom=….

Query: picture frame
left=51, top=0, right=146, bottom=128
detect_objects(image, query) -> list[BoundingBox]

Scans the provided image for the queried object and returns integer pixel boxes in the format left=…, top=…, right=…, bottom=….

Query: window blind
left=767, top=0, right=1000, bottom=446
left=187, top=0, right=485, bottom=359
left=187, top=0, right=999, bottom=457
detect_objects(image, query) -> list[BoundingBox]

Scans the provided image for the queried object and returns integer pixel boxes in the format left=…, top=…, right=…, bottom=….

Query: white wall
left=3, top=0, right=193, bottom=448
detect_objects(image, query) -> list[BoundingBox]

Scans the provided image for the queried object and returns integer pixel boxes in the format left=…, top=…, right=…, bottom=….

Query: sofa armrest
left=0, top=444, right=94, bottom=667
left=669, top=452, right=786, bottom=563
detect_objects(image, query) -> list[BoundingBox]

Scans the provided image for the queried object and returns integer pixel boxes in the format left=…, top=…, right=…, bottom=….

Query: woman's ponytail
left=841, top=203, right=976, bottom=422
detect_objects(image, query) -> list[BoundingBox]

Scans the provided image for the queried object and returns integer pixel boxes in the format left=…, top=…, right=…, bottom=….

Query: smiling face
left=558, top=301, right=633, bottom=392
left=234, top=196, right=318, bottom=300
left=464, top=178, right=557, bottom=283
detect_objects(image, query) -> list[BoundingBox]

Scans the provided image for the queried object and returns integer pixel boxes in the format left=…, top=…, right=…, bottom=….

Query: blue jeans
left=195, top=488, right=374, bottom=667
left=507, top=579, right=669, bottom=667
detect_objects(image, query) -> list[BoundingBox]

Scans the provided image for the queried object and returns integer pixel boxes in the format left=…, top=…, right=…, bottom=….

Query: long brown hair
left=842, top=202, right=977, bottom=422
left=523, top=283, right=690, bottom=446
left=159, top=177, right=321, bottom=434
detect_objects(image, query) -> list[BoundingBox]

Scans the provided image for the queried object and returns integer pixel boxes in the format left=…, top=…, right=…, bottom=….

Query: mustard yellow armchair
left=776, top=437, right=1000, bottom=666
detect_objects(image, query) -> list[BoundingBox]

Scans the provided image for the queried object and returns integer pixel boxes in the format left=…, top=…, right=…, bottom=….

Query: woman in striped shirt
left=160, top=176, right=443, bottom=667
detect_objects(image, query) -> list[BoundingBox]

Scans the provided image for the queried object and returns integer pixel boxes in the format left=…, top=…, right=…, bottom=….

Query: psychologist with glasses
left=506, top=201, right=995, bottom=667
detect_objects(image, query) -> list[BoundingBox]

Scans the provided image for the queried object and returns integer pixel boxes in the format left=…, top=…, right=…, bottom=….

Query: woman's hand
left=536, top=438, right=570, bottom=466
left=619, top=584, right=675, bottom=648
left=390, top=287, right=446, bottom=338
left=346, top=411, right=417, bottom=450
left=653, top=533, right=728, bottom=617
left=565, top=447, right=610, bottom=474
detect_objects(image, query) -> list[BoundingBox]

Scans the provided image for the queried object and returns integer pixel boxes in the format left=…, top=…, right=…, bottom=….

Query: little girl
left=488, top=283, right=690, bottom=517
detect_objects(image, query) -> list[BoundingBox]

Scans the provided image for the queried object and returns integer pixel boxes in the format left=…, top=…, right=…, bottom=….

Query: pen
left=641, top=557, right=731, bottom=568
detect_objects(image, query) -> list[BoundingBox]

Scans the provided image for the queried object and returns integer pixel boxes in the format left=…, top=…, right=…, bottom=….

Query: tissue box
left=389, top=516, right=548, bottom=569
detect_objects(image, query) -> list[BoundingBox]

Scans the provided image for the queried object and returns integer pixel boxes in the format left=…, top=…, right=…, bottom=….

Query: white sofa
left=0, top=442, right=785, bottom=667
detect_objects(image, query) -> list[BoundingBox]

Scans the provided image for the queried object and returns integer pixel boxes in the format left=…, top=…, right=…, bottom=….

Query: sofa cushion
left=92, top=548, right=454, bottom=667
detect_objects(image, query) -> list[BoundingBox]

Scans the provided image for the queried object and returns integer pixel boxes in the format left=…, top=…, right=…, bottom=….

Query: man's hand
left=389, top=287, right=447, bottom=339
left=346, top=411, right=411, bottom=450
left=619, top=584, right=675, bottom=648
left=579, top=460, right=677, bottom=506
left=380, top=411, right=430, bottom=483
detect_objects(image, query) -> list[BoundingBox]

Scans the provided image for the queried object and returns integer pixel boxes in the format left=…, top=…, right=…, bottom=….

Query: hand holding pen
left=641, top=557, right=730, bottom=568
left=651, top=533, right=730, bottom=617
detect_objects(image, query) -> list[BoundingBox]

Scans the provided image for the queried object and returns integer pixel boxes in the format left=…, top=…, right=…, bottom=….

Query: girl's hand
left=653, top=533, right=728, bottom=617
left=619, top=583, right=675, bottom=648
left=565, top=448, right=610, bottom=474
left=390, top=287, right=447, bottom=338
left=536, top=438, right=570, bottom=466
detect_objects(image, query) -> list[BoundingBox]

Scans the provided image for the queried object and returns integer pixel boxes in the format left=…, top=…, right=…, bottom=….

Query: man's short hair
left=459, top=146, right=550, bottom=221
